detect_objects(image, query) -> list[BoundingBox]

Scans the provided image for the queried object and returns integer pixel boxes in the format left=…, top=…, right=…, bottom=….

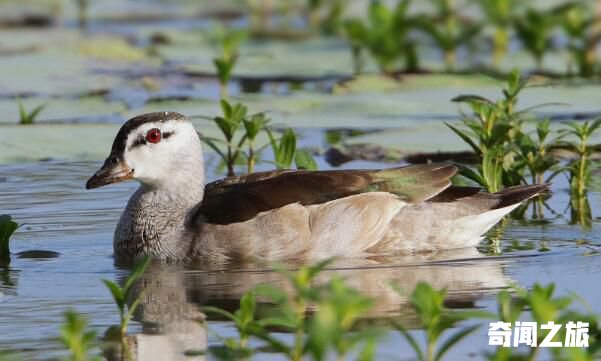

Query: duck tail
left=494, top=183, right=551, bottom=209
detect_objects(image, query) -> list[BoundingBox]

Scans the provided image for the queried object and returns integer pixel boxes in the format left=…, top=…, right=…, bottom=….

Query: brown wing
left=194, top=164, right=457, bottom=225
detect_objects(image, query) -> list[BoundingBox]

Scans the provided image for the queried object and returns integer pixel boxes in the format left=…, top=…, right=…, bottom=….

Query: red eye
left=146, top=128, right=162, bottom=143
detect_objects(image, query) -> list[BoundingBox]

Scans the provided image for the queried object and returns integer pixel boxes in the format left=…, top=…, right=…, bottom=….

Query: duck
left=86, top=111, right=548, bottom=264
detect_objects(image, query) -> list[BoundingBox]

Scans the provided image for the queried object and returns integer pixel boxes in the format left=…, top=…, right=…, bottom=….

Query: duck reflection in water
left=104, top=247, right=510, bottom=361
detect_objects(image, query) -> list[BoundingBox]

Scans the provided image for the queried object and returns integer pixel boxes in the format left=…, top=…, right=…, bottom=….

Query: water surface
left=1, top=159, right=600, bottom=360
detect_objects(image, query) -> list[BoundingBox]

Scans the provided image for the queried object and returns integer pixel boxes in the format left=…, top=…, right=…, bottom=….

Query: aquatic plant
left=243, top=112, right=270, bottom=174
left=556, top=119, right=601, bottom=227
left=201, top=100, right=248, bottom=177
left=102, top=256, right=150, bottom=339
left=75, top=0, right=89, bottom=30
left=392, top=282, right=492, bottom=361
left=487, top=283, right=601, bottom=361
left=476, top=0, right=520, bottom=68
left=343, top=0, right=419, bottom=75
left=201, top=100, right=317, bottom=176
left=306, top=0, right=344, bottom=35
left=447, top=70, right=533, bottom=191
left=207, top=26, right=247, bottom=98
left=202, top=291, right=263, bottom=358
left=267, top=128, right=297, bottom=169
left=60, top=310, right=101, bottom=361
left=514, top=8, right=557, bottom=70
left=0, top=215, right=18, bottom=264
left=415, top=0, right=482, bottom=71
left=514, top=119, right=562, bottom=217
left=203, top=259, right=377, bottom=361
left=560, top=119, right=601, bottom=198
left=557, top=2, right=599, bottom=77
left=17, top=98, right=45, bottom=125
left=266, top=127, right=317, bottom=170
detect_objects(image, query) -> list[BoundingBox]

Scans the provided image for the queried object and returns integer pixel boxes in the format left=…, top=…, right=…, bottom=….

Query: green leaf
left=102, top=279, right=125, bottom=310
left=220, top=99, right=232, bottom=119
left=202, top=306, right=237, bottom=322
left=392, top=320, right=424, bottom=361
left=445, top=122, right=481, bottom=155
left=0, top=215, right=18, bottom=262
left=434, top=324, right=480, bottom=361
left=295, top=149, right=318, bottom=170
left=237, top=292, right=256, bottom=327
left=123, top=256, right=150, bottom=295
left=451, top=95, right=494, bottom=105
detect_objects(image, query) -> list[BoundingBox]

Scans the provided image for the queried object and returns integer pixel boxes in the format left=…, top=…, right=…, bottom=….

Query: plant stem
left=444, top=50, right=456, bottom=72
left=492, top=27, right=508, bottom=68
left=220, top=82, right=229, bottom=99
left=426, top=340, right=435, bottom=361
left=227, top=145, right=235, bottom=177
left=247, top=141, right=255, bottom=174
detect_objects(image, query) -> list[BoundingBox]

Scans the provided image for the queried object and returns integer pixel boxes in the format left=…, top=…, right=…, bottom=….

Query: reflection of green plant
left=343, top=0, right=418, bottom=75
left=102, top=256, right=150, bottom=339
left=416, top=0, right=481, bottom=71
left=17, top=98, right=45, bottom=125
left=0, top=215, right=18, bottom=264
left=392, top=282, right=492, bottom=361
left=475, top=0, right=520, bottom=67
left=514, top=8, right=556, bottom=70
left=60, top=310, right=102, bottom=361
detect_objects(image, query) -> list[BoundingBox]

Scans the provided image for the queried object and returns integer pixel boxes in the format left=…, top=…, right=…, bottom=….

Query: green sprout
left=102, top=256, right=150, bottom=339
left=392, top=282, right=492, bottom=361
left=343, top=0, right=418, bottom=75
left=514, top=8, right=556, bottom=70
left=558, top=119, right=601, bottom=227
left=447, top=70, right=534, bottom=191
left=0, top=215, right=19, bottom=264
left=75, top=0, right=89, bottom=30
left=306, top=0, right=344, bottom=35
left=557, top=2, right=599, bottom=77
left=17, top=98, right=45, bottom=125
left=242, top=113, right=270, bottom=174
left=60, top=310, right=102, bottom=361
left=267, top=128, right=318, bottom=170
left=475, top=0, right=521, bottom=68
left=200, top=100, right=248, bottom=177
left=416, top=0, right=481, bottom=71
left=207, top=26, right=247, bottom=98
